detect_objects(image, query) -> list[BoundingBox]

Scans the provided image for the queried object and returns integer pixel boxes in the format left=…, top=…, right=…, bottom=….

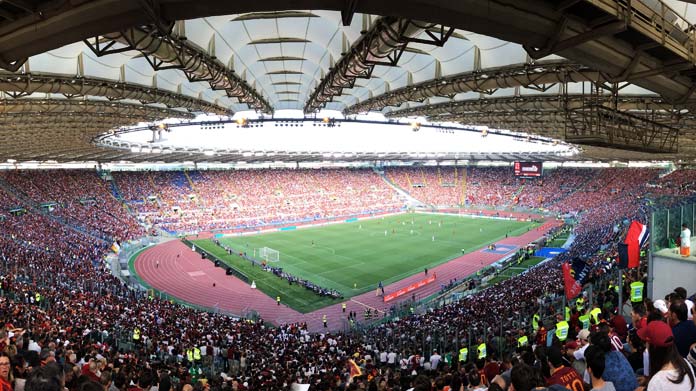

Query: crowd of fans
left=0, top=170, right=143, bottom=242
left=386, top=167, right=463, bottom=207
left=114, top=169, right=405, bottom=233
left=0, top=167, right=695, bottom=391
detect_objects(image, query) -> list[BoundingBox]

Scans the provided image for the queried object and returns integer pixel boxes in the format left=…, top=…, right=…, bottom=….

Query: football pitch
left=193, top=213, right=536, bottom=313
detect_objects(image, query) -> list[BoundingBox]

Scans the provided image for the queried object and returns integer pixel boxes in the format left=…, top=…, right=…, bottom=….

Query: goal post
left=259, top=247, right=280, bottom=262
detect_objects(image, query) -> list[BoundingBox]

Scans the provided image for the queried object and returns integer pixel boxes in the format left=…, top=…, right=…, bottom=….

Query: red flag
left=619, top=221, right=649, bottom=268
left=562, top=262, right=581, bottom=299
left=347, top=359, right=362, bottom=379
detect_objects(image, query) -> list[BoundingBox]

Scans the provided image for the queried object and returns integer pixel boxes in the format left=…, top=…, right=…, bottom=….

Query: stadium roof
left=2, top=0, right=696, bottom=163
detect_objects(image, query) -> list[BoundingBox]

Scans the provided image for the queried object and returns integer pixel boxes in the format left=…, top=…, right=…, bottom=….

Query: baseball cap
left=653, top=299, right=669, bottom=314
left=577, top=329, right=590, bottom=341
left=638, top=320, right=674, bottom=347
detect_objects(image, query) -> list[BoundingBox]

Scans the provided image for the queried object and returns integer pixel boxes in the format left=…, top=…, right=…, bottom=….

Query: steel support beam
left=386, top=93, right=688, bottom=154
left=304, top=16, right=453, bottom=112
left=0, top=98, right=192, bottom=118
left=346, top=61, right=613, bottom=113
left=0, top=72, right=228, bottom=113
left=84, top=25, right=272, bottom=112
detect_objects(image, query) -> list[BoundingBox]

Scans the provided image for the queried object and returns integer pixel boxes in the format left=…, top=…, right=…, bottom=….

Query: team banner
left=562, top=257, right=590, bottom=299
left=383, top=274, right=436, bottom=303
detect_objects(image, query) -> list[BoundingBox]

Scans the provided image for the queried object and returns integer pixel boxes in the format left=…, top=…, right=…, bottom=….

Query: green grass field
left=193, top=213, right=535, bottom=313
left=486, top=256, right=547, bottom=286
left=547, top=232, right=570, bottom=248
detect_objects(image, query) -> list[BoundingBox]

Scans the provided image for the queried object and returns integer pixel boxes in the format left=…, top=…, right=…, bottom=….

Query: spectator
left=0, top=353, right=11, bottom=391
left=669, top=300, right=696, bottom=357
left=584, top=345, right=615, bottom=391
left=639, top=320, right=696, bottom=391
left=546, top=346, right=583, bottom=391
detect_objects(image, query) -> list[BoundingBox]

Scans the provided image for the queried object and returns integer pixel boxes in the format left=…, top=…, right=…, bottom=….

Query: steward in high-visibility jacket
left=517, top=335, right=528, bottom=348
left=590, top=307, right=602, bottom=325
left=459, top=347, right=468, bottom=362
left=132, top=327, right=141, bottom=342
left=555, top=320, right=569, bottom=341
left=532, top=313, right=540, bottom=332
left=477, top=343, right=487, bottom=360
left=193, top=347, right=201, bottom=362
left=578, top=314, right=590, bottom=330
left=564, top=306, right=571, bottom=322
left=576, top=297, right=585, bottom=312
left=186, top=348, right=194, bottom=362
left=630, top=281, right=644, bottom=302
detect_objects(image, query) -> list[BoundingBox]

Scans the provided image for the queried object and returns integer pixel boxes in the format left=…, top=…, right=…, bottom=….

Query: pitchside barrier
left=649, top=201, right=696, bottom=300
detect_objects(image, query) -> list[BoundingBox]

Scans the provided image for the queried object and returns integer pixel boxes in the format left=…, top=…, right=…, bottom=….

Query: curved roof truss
left=0, top=72, right=228, bottom=113
left=84, top=24, right=273, bottom=112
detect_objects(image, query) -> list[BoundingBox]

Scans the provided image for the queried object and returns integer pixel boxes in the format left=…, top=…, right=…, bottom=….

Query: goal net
left=259, top=247, right=280, bottom=262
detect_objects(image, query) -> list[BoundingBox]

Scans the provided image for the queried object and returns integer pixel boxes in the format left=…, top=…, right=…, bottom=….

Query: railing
left=651, top=200, right=696, bottom=251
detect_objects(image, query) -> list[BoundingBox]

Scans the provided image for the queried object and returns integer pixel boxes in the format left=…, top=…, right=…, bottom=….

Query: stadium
left=2, top=1, right=696, bottom=391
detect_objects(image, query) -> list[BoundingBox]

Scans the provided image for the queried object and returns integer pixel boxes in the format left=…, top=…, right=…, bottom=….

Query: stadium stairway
left=0, top=176, right=111, bottom=243
left=377, top=172, right=421, bottom=206
left=109, top=179, right=123, bottom=200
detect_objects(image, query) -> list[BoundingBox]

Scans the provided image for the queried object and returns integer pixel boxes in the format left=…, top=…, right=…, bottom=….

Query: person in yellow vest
left=578, top=311, right=591, bottom=331
left=186, top=348, right=194, bottom=363
left=589, top=307, right=602, bottom=325
left=342, top=303, right=346, bottom=313
left=630, top=281, right=644, bottom=303
left=35, top=292, right=41, bottom=303
left=277, top=296, right=281, bottom=306
left=555, top=319, right=569, bottom=342
left=132, top=327, right=141, bottom=344
left=564, top=306, right=571, bottom=322
left=477, top=342, right=487, bottom=360
left=532, top=313, right=540, bottom=333
left=576, top=297, right=585, bottom=312
left=322, top=314, right=327, bottom=328
left=193, top=346, right=201, bottom=363
left=459, top=347, right=468, bottom=363
left=517, top=334, right=529, bottom=348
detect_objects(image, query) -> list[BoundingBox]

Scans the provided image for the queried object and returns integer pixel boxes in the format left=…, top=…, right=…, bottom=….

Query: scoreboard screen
left=514, top=162, right=543, bottom=177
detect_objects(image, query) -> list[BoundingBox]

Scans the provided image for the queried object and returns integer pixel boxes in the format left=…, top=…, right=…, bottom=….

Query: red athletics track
left=135, top=218, right=561, bottom=332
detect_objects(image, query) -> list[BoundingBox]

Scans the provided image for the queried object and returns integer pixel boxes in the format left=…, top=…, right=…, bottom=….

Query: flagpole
left=617, top=267, right=623, bottom=316
left=647, top=211, right=655, bottom=300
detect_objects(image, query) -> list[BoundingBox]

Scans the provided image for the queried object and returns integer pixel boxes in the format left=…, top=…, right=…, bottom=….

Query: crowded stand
left=386, top=167, right=463, bottom=206
left=464, top=167, right=522, bottom=208
left=113, top=168, right=404, bottom=233
left=0, top=171, right=143, bottom=242
left=1, top=166, right=696, bottom=391
left=515, top=168, right=596, bottom=210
